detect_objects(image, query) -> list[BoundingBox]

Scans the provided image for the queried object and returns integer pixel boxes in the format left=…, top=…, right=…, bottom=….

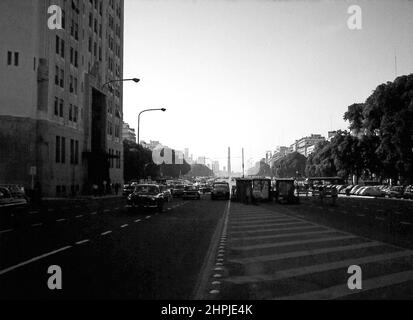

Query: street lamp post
left=137, top=108, right=166, bottom=145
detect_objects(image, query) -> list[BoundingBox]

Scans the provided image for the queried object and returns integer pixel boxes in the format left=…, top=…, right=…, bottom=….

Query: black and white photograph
left=1, top=0, right=413, bottom=308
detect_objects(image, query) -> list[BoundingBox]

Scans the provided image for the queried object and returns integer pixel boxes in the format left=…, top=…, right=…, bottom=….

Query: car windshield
left=135, top=185, right=159, bottom=194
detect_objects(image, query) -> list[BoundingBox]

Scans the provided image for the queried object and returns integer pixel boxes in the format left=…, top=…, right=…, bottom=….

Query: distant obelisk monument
left=228, top=147, right=231, bottom=177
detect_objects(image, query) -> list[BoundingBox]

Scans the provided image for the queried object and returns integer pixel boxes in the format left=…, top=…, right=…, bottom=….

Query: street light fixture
left=137, top=108, right=167, bottom=145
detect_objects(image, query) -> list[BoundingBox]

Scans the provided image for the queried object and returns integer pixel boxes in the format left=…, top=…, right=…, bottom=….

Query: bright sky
left=123, top=0, right=413, bottom=172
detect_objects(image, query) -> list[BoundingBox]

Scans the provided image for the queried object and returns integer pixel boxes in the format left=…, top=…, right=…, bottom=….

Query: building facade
left=122, top=122, right=136, bottom=143
left=290, top=134, right=325, bottom=157
left=0, top=0, right=125, bottom=197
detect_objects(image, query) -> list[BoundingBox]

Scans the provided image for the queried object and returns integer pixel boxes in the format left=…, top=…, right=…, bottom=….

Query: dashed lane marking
left=134, top=219, right=141, bottom=223
left=31, top=223, right=43, bottom=227
left=101, top=231, right=112, bottom=236
left=75, top=239, right=90, bottom=245
left=0, top=246, right=72, bottom=276
left=56, top=218, right=66, bottom=222
left=75, top=215, right=83, bottom=218
left=230, top=225, right=322, bottom=235
left=120, top=224, right=128, bottom=228
left=0, top=229, right=13, bottom=235
left=29, top=211, right=38, bottom=214
left=229, top=229, right=336, bottom=242
left=90, top=211, right=97, bottom=215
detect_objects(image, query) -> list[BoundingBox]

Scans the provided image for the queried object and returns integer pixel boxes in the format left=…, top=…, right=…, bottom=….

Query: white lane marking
left=275, top=270, right=413, bottom=300
left=75, top=215, right=83, bottom=218
left=231, top=235, right=357, bottom=251
left=115, top=207, right=120, bottom=210
left=225, top=250, right=413, bottom=285
left=75, top=239, right=90, bottom=245
left=103, top=209, right=110, bottom=213
left=48, top=209, right=54, bottom=212
left=230, top=221, right=311, bottom=231
left=29, top=211, right=38, bottom=214
left=90, top=211, right=97, bottom=215
left=145, top=215, right=151, bottom=219
left=0, top=246, right=72, bottom=276
left=230, top=225, right=321, bottom=236
left=134, top=219, right=141, bottom=223
left=101, top=231, right=112, bottom=236
left=56, top=218, right=66, bottom=222
left=401, top=221, right=412, bottom=225
left=120, top=224, right=128, bottom=228
left=0, top=229, right=13, bottom=235
left=230, top=229, right=335, bottom=242
left=31, top=223, right=43, bottom=227
left=230, top=219, right=299, bottom=228
left=167, top=208, right=171, bottom=211
left=229, top=241, right=382, bottom=264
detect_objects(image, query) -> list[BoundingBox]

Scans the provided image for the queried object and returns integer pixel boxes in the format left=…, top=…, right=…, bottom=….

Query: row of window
left=56, top=184, right=80, bottom=196
left=54, top=97, right=81, bottom=123
left=55, top=65, right=79, bottom=94
left=107, top=120, right=120, bottom=138
left=55, top=136, right=80, bottom=165
left=108, top=149, right=121, bottom=169
left=6, top=51, right=19, bottom=66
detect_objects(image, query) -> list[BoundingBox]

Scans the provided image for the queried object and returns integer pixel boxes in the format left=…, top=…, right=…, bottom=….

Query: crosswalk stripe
left=228, top=241, right=382, bottom=264
left=230, top=221, right=311, bottom=230
left=224, top=250, right=413, bottom=285
left=231, top=235, right=356, bottom=251
left=275, top=270, right=413, bottom=300
left=230, top=225, right=323, bottom=235
left=229, top=229, right=338, bottom=242
left=230, top=218, right=298, bottom=225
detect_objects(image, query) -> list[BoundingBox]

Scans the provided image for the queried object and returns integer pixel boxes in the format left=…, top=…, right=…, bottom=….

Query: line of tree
left=271, top=74, right=413, bottom=184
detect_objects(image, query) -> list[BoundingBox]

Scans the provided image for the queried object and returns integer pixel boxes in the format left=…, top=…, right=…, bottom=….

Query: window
left=75, top=140, right=79, bottom=164
left=74, top=23, right=79, bottom=40
left=61, top=137, right=66, bottom=163
left=70, top=139, right=75, bottom=164
left=69, top=104, right=73, bottom=121
left=74, top=105, right=78, bottom=122
left=55, top=66, right=59, bottom=85
left=70, top=47, right=74, bottom=64
left=59, top=99, right=64, bottom=117
left=70, top=75, right=74, bottom=93
left=60, top=69, right=64, bottom=88
left=62, top=10, right=66, bottom=29
left=56, top=136, right=61, bottom=163
left=7, top=51, right=12, bottom=65
left=60, top=39, right=65, bottom=58
left=56, top=36, right=60, bottom=54
left=88, top=37, right=92, bottom=52
left=74, top=78, right=78, bottom=95
left=74, top=51, right=78, bottom=67
left=14, top=52, right=19, bottom=66
left=54, top=97, right=59, bottom=115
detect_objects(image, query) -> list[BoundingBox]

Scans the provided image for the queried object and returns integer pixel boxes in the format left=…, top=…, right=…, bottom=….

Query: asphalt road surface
left=0, top=195, right=225, bottom=299
left=1, top=195, right=413, bottom=300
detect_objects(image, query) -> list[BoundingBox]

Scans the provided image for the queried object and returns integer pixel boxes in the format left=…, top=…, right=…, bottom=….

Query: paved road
left=0, top=195, right=226, bottom=299
left=212, top=201, right=413, bottom=300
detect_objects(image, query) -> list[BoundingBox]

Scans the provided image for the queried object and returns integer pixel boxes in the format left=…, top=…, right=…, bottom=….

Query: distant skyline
left=123, top=0, right=413, bottom=171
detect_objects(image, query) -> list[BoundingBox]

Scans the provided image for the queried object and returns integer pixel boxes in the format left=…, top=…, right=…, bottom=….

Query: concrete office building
left=0, top=0, right=125, bottom=196
left=122, top=122, right=136, bottom=143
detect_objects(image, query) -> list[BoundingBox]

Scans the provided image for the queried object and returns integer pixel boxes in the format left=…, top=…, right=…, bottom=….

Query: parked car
left=386, top=186, right=405, bottom=198
left=160, top=185, right=173, bottom=202
left=403, top=185, right=413, bottom=199
left=0, top=186, right=28, bottom=207
left=359, top=186, right=383, bottom=197
left=182, top=185, right=201, bottom=200
left=172, top=184, right=185, bottom=198
left=122, top=184, right=135, bottom=197
left=355, top=186, right=367, bottom=195
left=349, top=185, right=363, bottom=195
left=126, top=184, right=165, bottom=212
left=211, top=182, right=230, bottom=200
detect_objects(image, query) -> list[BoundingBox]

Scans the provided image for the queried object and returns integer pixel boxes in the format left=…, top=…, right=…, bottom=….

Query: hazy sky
left=122, top=0, right=413, bottom=171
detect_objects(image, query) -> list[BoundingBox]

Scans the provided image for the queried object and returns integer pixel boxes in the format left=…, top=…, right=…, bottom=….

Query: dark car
left=172, top=184, right=185, bottom=198
left=182, top=185, right=201, bottom=200
left=403, top=185, right=413, bottom=199
left=387, top=186, right=405, bottom=198
left=126, top=184, right=165, bottom=212
left=0, top=185, right=28, bottom=208
left=122, top=184, right=135, bottom=197
left=211, top=182, right=230, bottom=200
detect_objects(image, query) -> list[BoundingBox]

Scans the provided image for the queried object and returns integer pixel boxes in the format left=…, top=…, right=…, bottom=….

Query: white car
left=359, top=186, right=382, bottom=197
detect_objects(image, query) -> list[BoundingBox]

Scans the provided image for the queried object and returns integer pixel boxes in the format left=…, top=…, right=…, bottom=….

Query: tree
left=344, top=74, right=413, bottom=183
left=272, top=152, right=307, bottom=178
left=305, top=141, right=337, bottom=177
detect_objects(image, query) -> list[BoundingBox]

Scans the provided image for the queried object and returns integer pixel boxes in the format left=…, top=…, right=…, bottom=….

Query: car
left=160, top=185, right=173, bottom=202
left=0, top=186, right=28, bottom=208
left=211, top=182, right=230, bottom=200
left=182, top=185, right=201, bottom=200
left=386, top=186, right=405, bottom=198
left=126, top=184, right=165, bottom=212
left=349, top=185, right=363, bottom=195
left=122, top=184, right=135, bottom=197
left=172, top=184, right=185, bottom=198
left=403, top=185, right=413, bottom=199
left=359, top=186, right=382, bottom=197
left=355, top=186, right=367, bottom=195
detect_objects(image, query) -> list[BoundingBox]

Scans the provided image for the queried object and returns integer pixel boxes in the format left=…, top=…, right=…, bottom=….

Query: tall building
left=122, top=122, right=136, bottom=143
left=269, top=146, right=291, bottom=167
left=0, top=0, right=125, bottom=196
left=290, top=134, right=325, bottom=157
left=212, top=161, right=219, bottom=173
left=197, top=156, right=206, bottom=165
left=227, top=147, right=231, bottom=176
left=184, top=148, right=189, bottom=161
